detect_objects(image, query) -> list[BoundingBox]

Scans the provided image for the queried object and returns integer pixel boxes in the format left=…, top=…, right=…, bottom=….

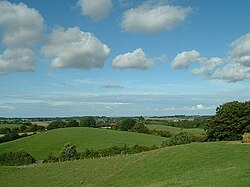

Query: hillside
left=0, top=127, right=164, bottom=160
left=146, top=124, right=205, bottom=135
left=0, top=142, right=249, bottom=186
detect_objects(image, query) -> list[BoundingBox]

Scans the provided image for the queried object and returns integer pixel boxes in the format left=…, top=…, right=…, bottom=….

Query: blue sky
left=0, top=0, right=250, bottom=117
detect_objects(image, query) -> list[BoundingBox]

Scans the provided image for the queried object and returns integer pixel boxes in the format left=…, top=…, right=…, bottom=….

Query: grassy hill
left=0, top=127, right=164, bottom=160
left=0, top=142, right=249, bottom=186
left=146, top=124, right=205, bottom=135
left=0, top=124, right=21, bottom=129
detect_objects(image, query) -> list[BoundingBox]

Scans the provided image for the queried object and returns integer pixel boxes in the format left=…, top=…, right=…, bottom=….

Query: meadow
left=0, top=127, right=164, bottom=160
left=1, top=142, right=249, bottom=186
left=146, top=124, right=205, bottom=135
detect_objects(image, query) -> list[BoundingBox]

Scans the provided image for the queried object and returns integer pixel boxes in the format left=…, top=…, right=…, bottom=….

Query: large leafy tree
left=80, top=116, right=97, bottom=128
left=120, top=118, right=136, bottom=131
left=205, top=101, right=250, bottom=141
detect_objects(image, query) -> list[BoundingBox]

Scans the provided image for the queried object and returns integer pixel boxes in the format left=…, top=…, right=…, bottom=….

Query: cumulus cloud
left=103, top=83, right=124, bottom=89
left=121, top=3, right=191, bottom=33
left=210, top=63, right=250, bottom=82
left=172, top=50, right=200, bottom=69
left=78, top=0, right=112, bottom=21
left=42, top=27, right=110, bottom=69
left=192, top=57, right=223, bottom=75
left=230, top=32, right=250, bottom=67
left=112, top=48, right=154, bottom=69
left=0, top=1, right=44, bottom=73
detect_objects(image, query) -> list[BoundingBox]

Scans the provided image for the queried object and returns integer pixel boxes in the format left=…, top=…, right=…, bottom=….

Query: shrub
left=0, top=150, right=35, bottom=166
left=47, top=120, right=66, bottom=130
left=59, top=142, right=77, bottom=161
left=120, top=118, right=136, bottom=131
left=66, top=120, right=79, bottom=127
left=161, top=132, right=194, bottom=147
left=43, top=153, right=59, bottom=163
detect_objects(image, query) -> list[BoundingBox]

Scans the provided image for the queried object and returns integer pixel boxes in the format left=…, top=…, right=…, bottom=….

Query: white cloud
left=192, top=57, right=223, bottom=75
left=0, top=48, right=35, bottom=73
left=210, top=63, right=250, bottom=82
left=103, top=83, right=124, bottom=89
left=42, top=27, right=110, bottom=69
left=121, top=3, right=191, bottom=33
left=77, top=0, right=112, bottom=21
left=112, top=48, right=154, bottom=69
left=0, top=1, right=44, bottom=73
left=230, top=32, right=250, bottom=67
left=172, top=50, right=200, bottom=69
left=184, top=104, right=214, bottom=111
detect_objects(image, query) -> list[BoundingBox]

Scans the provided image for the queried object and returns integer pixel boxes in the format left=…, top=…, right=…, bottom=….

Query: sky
left=0, top=0, right=250, bottom=117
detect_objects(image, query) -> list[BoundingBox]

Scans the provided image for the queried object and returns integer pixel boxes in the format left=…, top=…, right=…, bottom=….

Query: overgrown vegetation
left=0, top=150, right=35, bottom=166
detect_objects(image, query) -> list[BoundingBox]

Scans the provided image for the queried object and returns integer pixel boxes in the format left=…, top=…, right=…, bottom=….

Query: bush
left=43, top=153, right=59, bottom=163
left=66, top=120, right=79, bottom=127
left=0, top=150, right=35, bottom=166
left=0, top=127, right=11, bottom=134
left=161, top=132, right=194, bottom=147
left=59, top=142, right=77, bottom=161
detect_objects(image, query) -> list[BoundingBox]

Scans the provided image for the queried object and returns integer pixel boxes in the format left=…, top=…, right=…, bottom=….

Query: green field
left=147, top=124, right=205, bottom=135
left=0, top=124, right=21, bottom=129
left=0, top=127, right=164, bottom=159
left=1, top=142, right=249, bottom=186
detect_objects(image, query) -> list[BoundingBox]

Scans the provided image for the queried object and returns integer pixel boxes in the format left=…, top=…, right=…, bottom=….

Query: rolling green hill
left=0, top=142, right=249, bottom=186
left=0, top=127, right=164, bottom=159
left=146, top=124, right=205, bottom=135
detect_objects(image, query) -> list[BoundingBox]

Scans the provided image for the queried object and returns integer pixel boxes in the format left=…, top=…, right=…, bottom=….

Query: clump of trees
left=80, top=116, right=97, bottom=128
left=0, top=150, right=35, bottom=166
left=205, top=101, right=250, bottom=141
left=161, top=132, right=194, bottom=147
left=47, top=120, right=80, bottom=130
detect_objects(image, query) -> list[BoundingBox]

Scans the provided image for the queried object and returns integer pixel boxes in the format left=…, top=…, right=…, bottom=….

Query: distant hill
left=0, top=127, right=164, bottom=160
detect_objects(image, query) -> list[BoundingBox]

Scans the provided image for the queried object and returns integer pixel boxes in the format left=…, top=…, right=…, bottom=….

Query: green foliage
left=59, top=142, right=77, bottom=161
left=120, top=118, right=136, bottom=131
left=161, top=132, right=194, bottom=147
left=133, top=122, right=150, bottom=133
left=0, top=127, right=11, bottom=134
left=66, top=120, right=79, bottom=127
left=43, top=153, right=59, bottom=163
left=0, top=132, right=20, bottom=143
left=47, top=120, right=67, bottom=130
left=205, top=101, right=250, bottom=141
left=80, top=116, right=97, bottom=128
left=0, top=150, right=35, bottom=166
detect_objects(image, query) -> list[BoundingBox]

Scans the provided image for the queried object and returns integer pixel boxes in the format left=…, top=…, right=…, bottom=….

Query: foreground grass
left=0, top=142, right=249, bottom=186
left=0, top=127, right=164, bottom=160
left=147, top=124, right=205, bottom=135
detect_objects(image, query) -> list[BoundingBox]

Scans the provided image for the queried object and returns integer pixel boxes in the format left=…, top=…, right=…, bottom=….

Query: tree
left=205, top=101, right=250, bottom=141
left=133, top=122, right=149, bottom=133
left=120, top=118, right=136, bottom=131
left=47, top=120, right=66, bottom=130
left=80, top=116, right=97, bottom=128
left=66, top=120, right=79, bottom=127
left=59, top=142, right=77, bottom=161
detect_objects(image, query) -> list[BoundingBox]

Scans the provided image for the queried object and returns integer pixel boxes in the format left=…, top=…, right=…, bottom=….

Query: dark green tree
left=66, top=120, right=79, bottom=127
left=205, top=101, right=250, bottom=141
left=80, top=116, right=97, bottom=128
left=47, top=120, right=66, bottom=130
left=120, top=118, right=136, bottom=131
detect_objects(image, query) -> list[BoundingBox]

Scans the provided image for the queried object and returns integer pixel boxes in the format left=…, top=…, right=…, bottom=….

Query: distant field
left=1, top=142, right=249, bottom=186
left=0, top=127, right=164, bottom=160
left=146, top=124, right=205, bottom=135
left=0, top=124, right=21, bottom=129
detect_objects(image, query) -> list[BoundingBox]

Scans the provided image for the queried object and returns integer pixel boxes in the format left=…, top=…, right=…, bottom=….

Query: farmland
left=1, top=142, right=249, bottom=186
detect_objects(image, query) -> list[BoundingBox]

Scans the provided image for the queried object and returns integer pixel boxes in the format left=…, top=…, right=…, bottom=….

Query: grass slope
left=147, top=124, right=205, bottom=135
left=0, top=124, right=21, bottom=129
left=0, top=127, right=164, bottom=159
left=1, top=142, right=249, bottom=186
